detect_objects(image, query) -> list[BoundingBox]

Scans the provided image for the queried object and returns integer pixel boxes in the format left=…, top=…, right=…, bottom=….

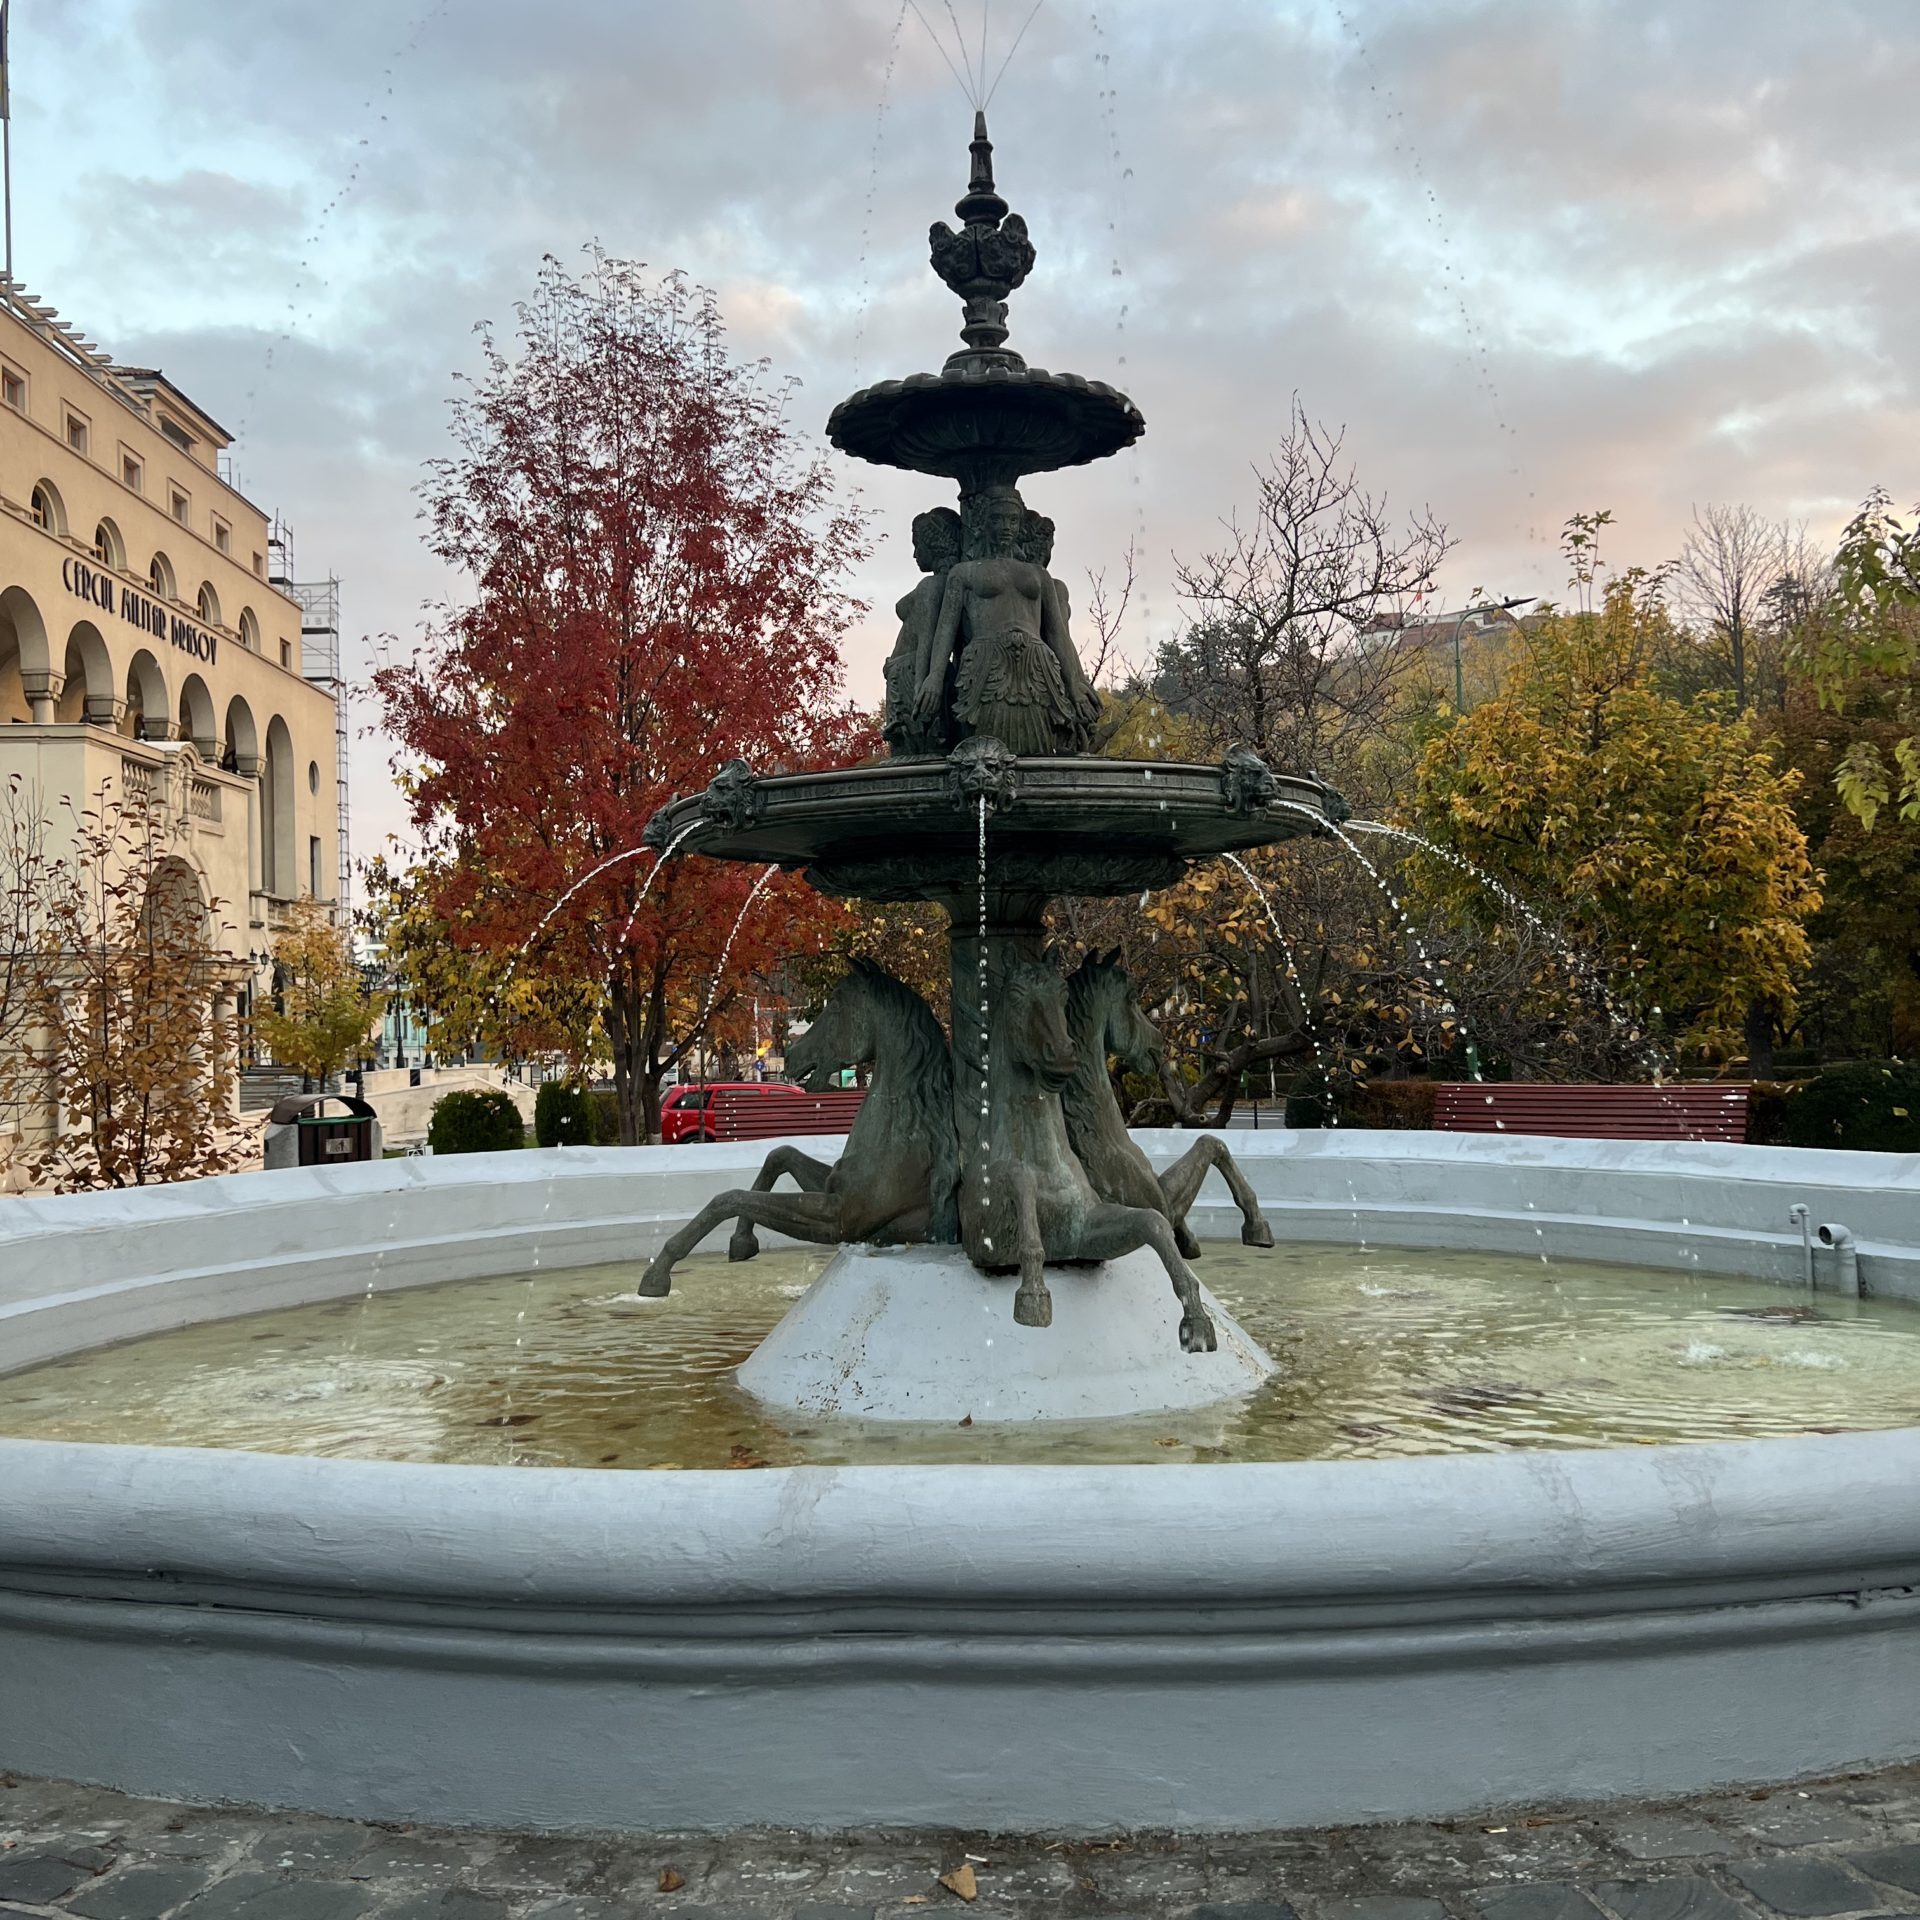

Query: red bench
left=1432, top=1082, right=1751, bottom=1144
left=707, top=1088, right=866, bottom=1142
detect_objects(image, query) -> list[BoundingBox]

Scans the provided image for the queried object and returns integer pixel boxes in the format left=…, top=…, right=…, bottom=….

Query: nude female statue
left=882, top=507, right=964, bottom=757
left=914, top=490, right=1102, bottom=756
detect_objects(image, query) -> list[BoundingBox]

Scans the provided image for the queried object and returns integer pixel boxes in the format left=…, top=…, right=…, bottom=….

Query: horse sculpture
left=1063, top=949, right=1275, bottom=1257
left=637, top=958, right=958, bottom=1298
left=963, top=951, right=1218, bottom=1352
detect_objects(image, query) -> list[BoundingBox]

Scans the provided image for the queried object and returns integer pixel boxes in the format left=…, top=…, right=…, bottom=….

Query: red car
left=660, top=1081, right=805, bottom=1144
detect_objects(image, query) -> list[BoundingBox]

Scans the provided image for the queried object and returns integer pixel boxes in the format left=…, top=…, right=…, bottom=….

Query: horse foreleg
left=639, top=1189, right=847, bottom=1298
left=729, top=1146, right=836, bottom=1262
left=1078, top=1203, right=1219, bottom=1355
left=1008, top=1165, right=1052, bottom=1329
left=1158, top=1139, right=1274, bottom=1250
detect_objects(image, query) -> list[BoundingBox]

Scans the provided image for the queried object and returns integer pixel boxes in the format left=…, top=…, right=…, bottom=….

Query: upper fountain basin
left=646, top=753, right=1344, bottom=904
left=826, top=362, right=1145, bottom=482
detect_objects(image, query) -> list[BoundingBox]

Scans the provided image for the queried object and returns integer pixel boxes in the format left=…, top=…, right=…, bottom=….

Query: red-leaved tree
left=373, top=255, right=873, bottom=1140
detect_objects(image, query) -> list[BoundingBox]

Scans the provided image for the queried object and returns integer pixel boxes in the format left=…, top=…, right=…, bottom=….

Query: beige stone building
left=0, top=284, right=342, bottom=1154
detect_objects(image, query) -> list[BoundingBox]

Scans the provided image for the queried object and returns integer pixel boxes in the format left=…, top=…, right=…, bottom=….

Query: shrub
left=428, top=1088, right=526, bottom=1155
left=534, top=1080, right=596, bottom=1147
left=1284, top=1068, right=1335, bottom=1129
left=1779, top=1062, right=1920, bottom=1154
left=1345, top=1080, right=1439, bottom=1130
left=1746, top=1080, right=1791, bottom=1147
left=588, top=1090, right=621, bottom=1143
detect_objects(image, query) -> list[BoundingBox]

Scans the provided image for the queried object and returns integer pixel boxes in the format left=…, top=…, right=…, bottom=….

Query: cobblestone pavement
left=10, top=1767, right=1920, bottom=1920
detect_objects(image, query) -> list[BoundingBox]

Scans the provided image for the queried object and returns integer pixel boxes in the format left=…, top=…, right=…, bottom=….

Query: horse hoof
left=1013, top=1283, right=1054, bottom=1329
left=1175, top=1221, right=1203, bottom=1259
left=1242, top=1218, right=1275, bottom=1249
left=1180, top=1311, right=1218, bottom=1354
left=637, top=1268, right=672, bottom=1299
left=728, top=1230, right=760, bottom=1263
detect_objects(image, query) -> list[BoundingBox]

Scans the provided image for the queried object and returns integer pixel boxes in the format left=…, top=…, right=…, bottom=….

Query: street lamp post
left=1449, top=597, right=1533, bottom=711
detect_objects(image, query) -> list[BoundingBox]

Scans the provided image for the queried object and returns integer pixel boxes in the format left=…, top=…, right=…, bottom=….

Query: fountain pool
left=3, top=1132, right=1919, bottom=1834
left=9, top=1238, right=1920, bottom=1469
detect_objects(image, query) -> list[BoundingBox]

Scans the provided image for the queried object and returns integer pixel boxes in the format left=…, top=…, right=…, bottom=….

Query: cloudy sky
left=14, top=0, right=1918, bottom=859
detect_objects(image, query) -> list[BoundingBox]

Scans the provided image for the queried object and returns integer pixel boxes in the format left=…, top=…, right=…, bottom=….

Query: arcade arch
left=60, top=622, right=113, bottom=726
left=262, top=715, right=296, bottom=897
left=178, top=675, right=217, bottom=758
left=0, top=585, right=50, bottom=724
left=125, top=650, right=168, bottom=741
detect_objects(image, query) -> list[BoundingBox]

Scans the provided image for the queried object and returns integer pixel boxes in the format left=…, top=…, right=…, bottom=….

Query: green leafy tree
left=1411, top=568, right=1820, bottom=1051
left=255, top=899, right=386, bottom=1087
left=1803, top=489, right=1920, bottom=829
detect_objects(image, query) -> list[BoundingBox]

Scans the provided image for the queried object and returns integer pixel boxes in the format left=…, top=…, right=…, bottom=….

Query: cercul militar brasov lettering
left=60, top=554, right=219, bottom=664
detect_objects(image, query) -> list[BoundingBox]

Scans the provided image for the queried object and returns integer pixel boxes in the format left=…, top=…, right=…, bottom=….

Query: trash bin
left=263, top=1094, right=384, bottom=1171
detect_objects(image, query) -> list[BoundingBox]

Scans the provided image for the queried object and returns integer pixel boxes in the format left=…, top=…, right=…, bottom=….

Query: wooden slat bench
left=708, top=1089, right=867, bottom=1142
left=1432, top=1082, right=1751, bottom=1143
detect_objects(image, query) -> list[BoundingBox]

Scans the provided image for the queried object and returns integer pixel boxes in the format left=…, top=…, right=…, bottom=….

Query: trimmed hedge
left=427, top=1088, right=526, bottom=1155
left=534, top=1080, right=597, bottom=1147
left=1284, top=1074, right=1440, bottom=1130
left=1779, top=1063, right=1920, bottom=1154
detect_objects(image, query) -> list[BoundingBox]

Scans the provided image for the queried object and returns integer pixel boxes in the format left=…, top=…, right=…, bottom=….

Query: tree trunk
left=603, top=976, right=654, bottom=1144
left=1743, top=996, right=1774, bottom=1081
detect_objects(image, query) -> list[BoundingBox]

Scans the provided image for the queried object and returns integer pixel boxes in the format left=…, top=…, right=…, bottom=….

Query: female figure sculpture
left=882, top=508, right=963, bottom=758
left=915, top=489, right=1101, bottom=756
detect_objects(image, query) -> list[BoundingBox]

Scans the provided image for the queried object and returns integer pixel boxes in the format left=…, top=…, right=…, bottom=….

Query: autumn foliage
left=2, top=788, right=245, bottom=1190
left=371, top=256, right=873, bottom=1139
left=1411, top=574, right=1820, bottom=1049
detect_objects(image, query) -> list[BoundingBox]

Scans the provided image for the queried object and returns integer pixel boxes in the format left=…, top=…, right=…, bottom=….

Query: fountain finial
left=955, top=110, right=1008, bottom=225
left=929, top=112, right=1035, bottom=367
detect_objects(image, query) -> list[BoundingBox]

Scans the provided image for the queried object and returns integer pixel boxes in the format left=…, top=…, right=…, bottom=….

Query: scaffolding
left=268, top=517, right=352, bottom=919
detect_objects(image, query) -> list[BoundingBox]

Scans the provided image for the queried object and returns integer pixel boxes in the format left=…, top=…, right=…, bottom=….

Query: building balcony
left=0, top=722, right=254, bottom=928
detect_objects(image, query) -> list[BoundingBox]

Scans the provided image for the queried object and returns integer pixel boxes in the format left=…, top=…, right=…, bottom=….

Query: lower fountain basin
left=1, top=1134, right=1917, bottom=1833
left=734, top=1243, right=1273, bottom=1422
left=646, top=754, right=1340, bottom=901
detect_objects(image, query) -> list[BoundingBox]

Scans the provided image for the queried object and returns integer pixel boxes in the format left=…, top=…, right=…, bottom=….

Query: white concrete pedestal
left=734, top=1243, right=1275, bottom=1423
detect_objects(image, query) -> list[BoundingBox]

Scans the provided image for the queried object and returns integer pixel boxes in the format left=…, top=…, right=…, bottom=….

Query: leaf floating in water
left=727, top=1443, right=768, bottom=1469
left=1154, top=1436, right=1181, bottom=1447
left=957, top=1414, right=973, bottom=1428
left=478, top=1412, right=537, bottom=1428
left=598, top=1452, right=619, bottom=1464
left=1722, top=1305, right=1820, bottom=1324
left=1340, top=1422, right=1391, bottom=1440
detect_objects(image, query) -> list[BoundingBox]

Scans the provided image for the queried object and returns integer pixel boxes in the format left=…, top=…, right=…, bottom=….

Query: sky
left=12, top=0, right=1919, bottom=863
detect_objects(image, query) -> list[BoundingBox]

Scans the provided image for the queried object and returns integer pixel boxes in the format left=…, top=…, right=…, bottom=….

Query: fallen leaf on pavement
left=658, top=1868, right=685, bottom=1892
left=939, top=1863, right=979, bottom=1902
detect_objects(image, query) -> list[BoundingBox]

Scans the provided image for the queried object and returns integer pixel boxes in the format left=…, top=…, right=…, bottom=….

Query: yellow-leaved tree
left=255, top=899, right=386, bottom=1088
left=1411, top=571, right=1820, bottom=1051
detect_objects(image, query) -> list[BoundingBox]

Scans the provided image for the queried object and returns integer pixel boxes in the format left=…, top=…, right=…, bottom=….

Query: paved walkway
left=7, top=1767, right=1920, bottom=1920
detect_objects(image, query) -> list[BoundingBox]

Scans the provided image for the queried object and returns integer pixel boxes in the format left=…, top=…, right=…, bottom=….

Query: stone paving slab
left=12, top=1767, right=1920, bottom=1920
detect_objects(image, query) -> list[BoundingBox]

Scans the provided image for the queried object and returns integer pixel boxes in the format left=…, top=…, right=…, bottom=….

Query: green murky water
left=3, top=1243, right=1918, bottom=1467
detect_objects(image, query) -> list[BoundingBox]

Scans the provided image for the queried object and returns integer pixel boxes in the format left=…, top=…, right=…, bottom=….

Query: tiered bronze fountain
left=643, top=116, right=1342, bottom=1398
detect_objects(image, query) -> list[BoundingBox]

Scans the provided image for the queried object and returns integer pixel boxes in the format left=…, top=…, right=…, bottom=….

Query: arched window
left=92, top=519, right=124, bottom=569
left=196, top=582, right=220, bottom=627
left=238, top=607, right=260, bottom=653
left=30, top=484, right=59, bottom=534
left=148, top=552, right=176, bottom=600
